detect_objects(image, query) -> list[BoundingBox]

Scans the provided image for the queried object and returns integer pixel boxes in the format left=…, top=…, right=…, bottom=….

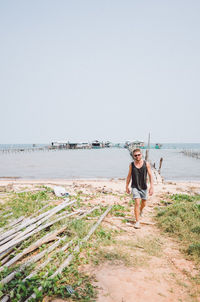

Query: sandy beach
left=0, top=177, right=200, bottom=301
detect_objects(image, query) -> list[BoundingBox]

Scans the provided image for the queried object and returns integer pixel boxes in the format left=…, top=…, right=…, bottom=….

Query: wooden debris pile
left=0, top=196, right=112, bottom=301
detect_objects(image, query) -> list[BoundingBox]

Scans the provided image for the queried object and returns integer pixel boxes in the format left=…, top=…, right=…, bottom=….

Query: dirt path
left=89, top=181, right=200, bottom=302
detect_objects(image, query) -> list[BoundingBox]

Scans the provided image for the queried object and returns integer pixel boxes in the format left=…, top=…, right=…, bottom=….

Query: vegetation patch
left=156, top=194, right=200, bottom=262
left=0, top=188, right=57, bottom=228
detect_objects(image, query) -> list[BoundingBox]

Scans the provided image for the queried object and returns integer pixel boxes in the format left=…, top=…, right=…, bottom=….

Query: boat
left=124, top=140, right=145, bottom=150
left=91, top=140, right=102, bottom=149
left=104, top=141, right=111, bottom=148
left=155, top=143, right=162, bottom=149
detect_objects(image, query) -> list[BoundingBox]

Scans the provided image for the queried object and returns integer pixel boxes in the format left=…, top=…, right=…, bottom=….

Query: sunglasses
left=134, top=154, right=141, bottom=157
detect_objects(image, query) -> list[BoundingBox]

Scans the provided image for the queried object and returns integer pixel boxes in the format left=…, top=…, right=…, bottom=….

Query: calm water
left=0, top=144, right=200, bottom=181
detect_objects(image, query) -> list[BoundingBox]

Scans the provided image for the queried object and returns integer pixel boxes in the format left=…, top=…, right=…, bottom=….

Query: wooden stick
left=125, top=218, right=155, bottom=225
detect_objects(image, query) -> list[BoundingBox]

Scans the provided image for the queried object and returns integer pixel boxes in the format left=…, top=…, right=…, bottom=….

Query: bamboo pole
left=0, top=230, right=68, bottom=286
left=22, top=239, right=74, bottom=283
left=0, top=200, right=76, bottom=254
left=24, top=206, right=112, bottom=301
left=0, top=206, right=99, bottom=278
left=0, top=247, right=14, bottom=261
left=0, top=199, right=72, bottom=243
left=0, top=206, right=100, bottom=301
left=158, top=157, right=163, bottom=174
left=0, top=209, right=80, bottom=263
left=17, top=207, right=99, bottom=289
left=0, top=226, right=67, bottom=272
left=145, top=132, right=150, bottom=161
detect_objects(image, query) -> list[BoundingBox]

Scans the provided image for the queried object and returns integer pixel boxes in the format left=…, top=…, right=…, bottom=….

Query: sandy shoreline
left=0, top=178, right=200, bottom=197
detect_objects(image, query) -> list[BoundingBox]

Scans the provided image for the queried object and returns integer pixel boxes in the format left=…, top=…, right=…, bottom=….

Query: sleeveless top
left=131, top=160, right=147, bottom=190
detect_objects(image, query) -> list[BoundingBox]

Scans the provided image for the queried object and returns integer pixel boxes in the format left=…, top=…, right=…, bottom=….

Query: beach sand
left=0, top=178, right=200, bottom=301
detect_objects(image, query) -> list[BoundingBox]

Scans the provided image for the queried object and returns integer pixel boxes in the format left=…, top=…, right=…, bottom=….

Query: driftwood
left=24, top=206, right=112, bottom=301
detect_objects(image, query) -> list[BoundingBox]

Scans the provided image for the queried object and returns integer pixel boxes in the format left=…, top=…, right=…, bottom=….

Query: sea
left=0, top=143, right=200, bottom=182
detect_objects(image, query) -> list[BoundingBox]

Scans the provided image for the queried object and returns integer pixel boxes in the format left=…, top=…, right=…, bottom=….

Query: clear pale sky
left=0, top=0, right=199, bottom=144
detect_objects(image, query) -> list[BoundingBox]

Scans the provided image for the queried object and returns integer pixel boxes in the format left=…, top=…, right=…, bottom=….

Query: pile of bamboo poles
left=0, top=197, right=112, bottom=301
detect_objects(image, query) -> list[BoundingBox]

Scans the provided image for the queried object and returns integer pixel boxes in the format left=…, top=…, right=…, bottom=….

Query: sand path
left=90, top=181, right=200, bottom=302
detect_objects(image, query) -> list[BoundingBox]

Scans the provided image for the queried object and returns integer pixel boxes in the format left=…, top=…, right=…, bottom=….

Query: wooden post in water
left=158, top=157, right=163, bottom=174
left=145, top=132, right=150, bottom=161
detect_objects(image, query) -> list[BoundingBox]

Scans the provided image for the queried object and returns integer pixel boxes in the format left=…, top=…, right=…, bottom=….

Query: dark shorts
left=132, top=188, right=148, bottom=200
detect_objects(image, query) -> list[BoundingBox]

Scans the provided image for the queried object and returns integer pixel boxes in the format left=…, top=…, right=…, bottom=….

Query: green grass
left=0, top=190, right=55, bottom=227
left=156, top=194, right=200, bottom=262
left=111, top=204, right=129, bottom=217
